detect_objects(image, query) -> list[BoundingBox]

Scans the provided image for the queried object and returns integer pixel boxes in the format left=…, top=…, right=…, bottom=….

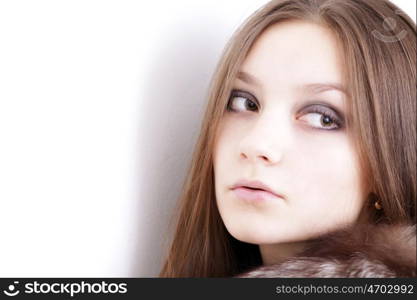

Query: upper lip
left=231, top=179, right=284, bottom=199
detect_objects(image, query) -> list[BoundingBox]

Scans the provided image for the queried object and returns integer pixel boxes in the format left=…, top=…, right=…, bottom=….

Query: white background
left=0, top=0, right=415, bottom=277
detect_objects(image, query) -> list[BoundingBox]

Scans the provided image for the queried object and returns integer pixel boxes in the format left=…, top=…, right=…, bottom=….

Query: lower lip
left=232, top=187, right=281, bottom=203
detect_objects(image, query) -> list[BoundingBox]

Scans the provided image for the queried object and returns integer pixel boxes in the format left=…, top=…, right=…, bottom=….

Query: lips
left=230, top=179, right=284, bottom=201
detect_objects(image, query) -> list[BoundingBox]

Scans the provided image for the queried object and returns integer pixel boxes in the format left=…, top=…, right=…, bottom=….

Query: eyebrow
left=236, top=71, right=347, bottom=95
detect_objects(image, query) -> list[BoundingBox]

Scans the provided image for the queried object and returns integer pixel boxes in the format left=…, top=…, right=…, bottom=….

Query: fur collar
left=236, top=223, right=416, bottom=277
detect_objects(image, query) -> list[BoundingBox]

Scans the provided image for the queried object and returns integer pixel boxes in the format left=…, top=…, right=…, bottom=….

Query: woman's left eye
left=297, top=105, right=344, bottom=130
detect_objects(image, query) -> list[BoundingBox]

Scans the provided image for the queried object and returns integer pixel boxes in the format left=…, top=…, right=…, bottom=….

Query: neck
left=259, top=241, right=306, bottom=265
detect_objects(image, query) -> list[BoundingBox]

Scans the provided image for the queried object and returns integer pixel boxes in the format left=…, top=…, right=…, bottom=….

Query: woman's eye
left=298, top=105, right=343, bottom=130
left=298, top=113, right=338, bottom=130
left=226, top=91, right=258, bottom=112
left=226, top=92, right=343, bottom=131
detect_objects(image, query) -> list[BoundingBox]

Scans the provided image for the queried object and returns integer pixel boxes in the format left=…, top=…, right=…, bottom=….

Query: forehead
left=240, top=21, right=344, bottom=91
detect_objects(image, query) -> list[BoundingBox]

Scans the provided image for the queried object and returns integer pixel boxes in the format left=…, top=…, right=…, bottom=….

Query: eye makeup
left=225, top=89, right=345, bottom=130
left=297, top=103, right=345, bottom=129
left=226, top=90, right=259, bottom=112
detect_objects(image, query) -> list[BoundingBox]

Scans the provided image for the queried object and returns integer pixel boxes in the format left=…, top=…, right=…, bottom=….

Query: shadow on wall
left=129, top=17, right=226, bottom=277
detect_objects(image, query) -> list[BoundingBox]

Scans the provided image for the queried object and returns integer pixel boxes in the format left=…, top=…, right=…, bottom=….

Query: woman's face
left=213, top=21, right=367, bottom=245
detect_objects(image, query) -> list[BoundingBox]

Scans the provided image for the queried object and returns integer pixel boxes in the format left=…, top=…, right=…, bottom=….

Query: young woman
left=159, top=0, right=416, bottom=277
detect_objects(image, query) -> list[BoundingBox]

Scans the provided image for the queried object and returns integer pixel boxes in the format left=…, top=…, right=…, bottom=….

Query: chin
left=225, top=223, right=285, bottom=244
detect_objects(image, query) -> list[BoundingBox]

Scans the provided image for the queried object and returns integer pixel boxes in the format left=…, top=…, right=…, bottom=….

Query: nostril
left=260, top=155, right=269, bottom=161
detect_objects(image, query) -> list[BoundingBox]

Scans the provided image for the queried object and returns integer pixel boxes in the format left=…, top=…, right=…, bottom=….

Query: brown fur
left=236, top=223, right=416, bottom=277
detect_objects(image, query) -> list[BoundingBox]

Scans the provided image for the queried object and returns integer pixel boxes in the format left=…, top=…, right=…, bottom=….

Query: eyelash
left=226, top=90, right=344, bottom=130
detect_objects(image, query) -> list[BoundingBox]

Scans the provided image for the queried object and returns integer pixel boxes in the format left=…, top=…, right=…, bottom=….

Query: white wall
left=0, top=0, right=415, bottom=277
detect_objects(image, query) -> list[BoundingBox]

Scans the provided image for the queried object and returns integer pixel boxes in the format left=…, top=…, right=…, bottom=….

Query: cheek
left=213, top=120, right=235, bottom=177
left=213, top=129, right=230, bottom=192
left=213, top=121, right=240, bottom=215
left=293, top=137, right=365, bottom=230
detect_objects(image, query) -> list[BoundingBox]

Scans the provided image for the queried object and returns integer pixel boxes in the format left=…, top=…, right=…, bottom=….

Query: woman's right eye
left=226, top=90, right=259, bottom=112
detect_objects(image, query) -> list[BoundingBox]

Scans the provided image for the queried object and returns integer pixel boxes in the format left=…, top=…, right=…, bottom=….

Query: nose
left=240, top=148, right=279, bottom=165
left=238, top=115, right=288, bottom=165
left=240, top=141, right=282, bottom=165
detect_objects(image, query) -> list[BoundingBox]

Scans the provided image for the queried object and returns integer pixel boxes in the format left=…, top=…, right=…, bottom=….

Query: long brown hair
left=159, top=0, right=416, bottom=277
